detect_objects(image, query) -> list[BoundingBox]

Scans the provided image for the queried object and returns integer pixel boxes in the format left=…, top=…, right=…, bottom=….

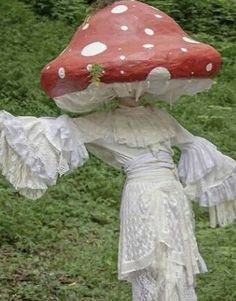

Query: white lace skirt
left=118, top=166, right=207, bottom=301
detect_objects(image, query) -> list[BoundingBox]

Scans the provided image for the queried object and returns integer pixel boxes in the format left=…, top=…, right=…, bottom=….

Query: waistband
left=123, top=151, right=178, bottom=181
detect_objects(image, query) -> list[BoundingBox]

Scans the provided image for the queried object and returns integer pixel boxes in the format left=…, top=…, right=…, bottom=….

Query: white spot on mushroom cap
left=181, top=48, right=188, bottom=52
left=81, top=42, right=107, bottom=57
left=147, top=67, right=171, bottom=81
left=121, top=25, right=128, bottom=31
left=46, top=65, right=51, bottom=70
left=145, top=28, right=154, bottom=36
left=82, top=23, right=89, bottom=30
left=118, top=48, right=122, bottom=51
left=120, top=70, right=125, bottom=74
left=111, top=5, right=128, bottom=14
left=155, top=14, right=162, bottom=19
left=58, top=67, right=65, bottom=79
left=120, top=55, right=126, bottom=60
left=206, top=63, right=213, bottom=72
left=143, top=44, right=154, bottom=49
left=183, top=37, right=200, bottom=44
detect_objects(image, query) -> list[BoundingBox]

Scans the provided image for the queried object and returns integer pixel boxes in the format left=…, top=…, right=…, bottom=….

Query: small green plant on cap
left=88, top=63, right=104, bottom=86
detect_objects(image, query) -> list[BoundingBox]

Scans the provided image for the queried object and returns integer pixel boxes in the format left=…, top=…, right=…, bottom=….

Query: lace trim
left=44, top=116, right=89, bottom=175
left=177, top=135, right=236, bottom=227
left=178, top=136, right=236, bottom=207
left=74, top=107, right=176, bottom=149
left=0, top=111, right=49, bottom=181
left=209, top=199, right=236, bottom=228
left=200, top=169, right=236, bottom=207
left=178, top=136, right=223, bottom=184
left=0, top=111, right=89, bottom=199
left=118, top=179, right=206, bottom=286
left=0, top=144, right=47, bottom=199
left=131, top=262, right=198, bottom=301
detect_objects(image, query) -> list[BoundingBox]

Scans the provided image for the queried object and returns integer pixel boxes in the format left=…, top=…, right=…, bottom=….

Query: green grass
left=0, top=0, right=236, bottom=300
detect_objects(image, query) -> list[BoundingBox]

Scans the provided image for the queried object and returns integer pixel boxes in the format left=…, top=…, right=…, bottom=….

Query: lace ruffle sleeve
left=0, top=111, right=89, bottom=200
left=168, top=112, right=236, bottom=228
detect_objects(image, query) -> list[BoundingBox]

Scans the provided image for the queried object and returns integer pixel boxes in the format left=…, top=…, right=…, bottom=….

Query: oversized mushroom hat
left=41, top=0, right=221, bottom=113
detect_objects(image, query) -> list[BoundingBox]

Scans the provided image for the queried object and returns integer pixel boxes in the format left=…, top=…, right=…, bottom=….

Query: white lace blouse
left=0, top=105, right=236, bottom=227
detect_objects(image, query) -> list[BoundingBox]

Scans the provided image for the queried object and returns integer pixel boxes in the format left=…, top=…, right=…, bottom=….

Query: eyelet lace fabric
left=118, top=152, right=207, bottom=301
left=131, top=264, right=198, bottom=301
left=0, top=111, right=89, bottom=199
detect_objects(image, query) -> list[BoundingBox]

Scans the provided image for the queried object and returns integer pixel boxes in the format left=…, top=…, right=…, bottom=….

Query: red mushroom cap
left=40, top=0, right=221, bottom=111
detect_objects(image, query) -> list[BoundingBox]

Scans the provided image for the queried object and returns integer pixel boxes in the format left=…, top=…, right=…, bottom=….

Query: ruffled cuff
left=0, top=111, right=89, bottom=200
left=178, top=136, right=224, bottom=183
left=209, top=200, right=236, bottom=228
left=178, top=136, right=236, bottom=227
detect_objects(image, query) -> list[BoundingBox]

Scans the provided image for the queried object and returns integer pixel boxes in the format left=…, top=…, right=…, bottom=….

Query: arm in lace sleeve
left=0, top=111, right=89, bottom=200
left=167, top=111, right=236, bottom=228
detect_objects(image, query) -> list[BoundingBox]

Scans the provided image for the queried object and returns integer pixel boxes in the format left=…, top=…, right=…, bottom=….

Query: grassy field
left=0, top=0, right=236, bottom=300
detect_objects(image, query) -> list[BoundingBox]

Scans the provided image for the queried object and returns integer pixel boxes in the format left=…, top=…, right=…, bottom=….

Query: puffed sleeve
left=164, top=110, right=236, bottom=228
left=0, top=111, right=89, bottom=200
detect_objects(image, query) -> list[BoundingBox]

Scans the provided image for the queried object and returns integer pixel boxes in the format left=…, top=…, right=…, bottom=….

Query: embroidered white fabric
left=131, top=264, right=198, bottom=301
left=1, top=105, right=236, bottom=300
left=73, top=106, right=176, bottom=148
left=118, top=153, right=207, bottom=275
left=118, top=152, right=207, bottom=301
left=0, top=111, right=89, bottom=199
left=176, top=136, right=236, bottom=227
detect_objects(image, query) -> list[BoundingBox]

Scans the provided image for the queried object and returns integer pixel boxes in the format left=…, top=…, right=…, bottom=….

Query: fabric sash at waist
left=123, top=151, right=178, bottom=181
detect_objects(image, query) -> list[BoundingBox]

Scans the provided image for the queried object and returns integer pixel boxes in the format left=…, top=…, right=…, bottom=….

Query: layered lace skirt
left=118, top=153, right=207, bottom=301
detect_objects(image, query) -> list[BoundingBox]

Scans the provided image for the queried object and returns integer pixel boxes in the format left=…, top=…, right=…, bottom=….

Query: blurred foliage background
left=19, top=0, right=236, bottom=40
left=0, top=0, right=236, bottom=300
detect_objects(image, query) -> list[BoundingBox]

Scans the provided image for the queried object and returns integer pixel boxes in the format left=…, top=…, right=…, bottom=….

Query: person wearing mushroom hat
left=0, top=1, right=235, bottom=300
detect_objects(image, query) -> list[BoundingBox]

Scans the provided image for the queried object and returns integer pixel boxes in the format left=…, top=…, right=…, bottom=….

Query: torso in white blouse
left=73, top=105, right=183, bottom=171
